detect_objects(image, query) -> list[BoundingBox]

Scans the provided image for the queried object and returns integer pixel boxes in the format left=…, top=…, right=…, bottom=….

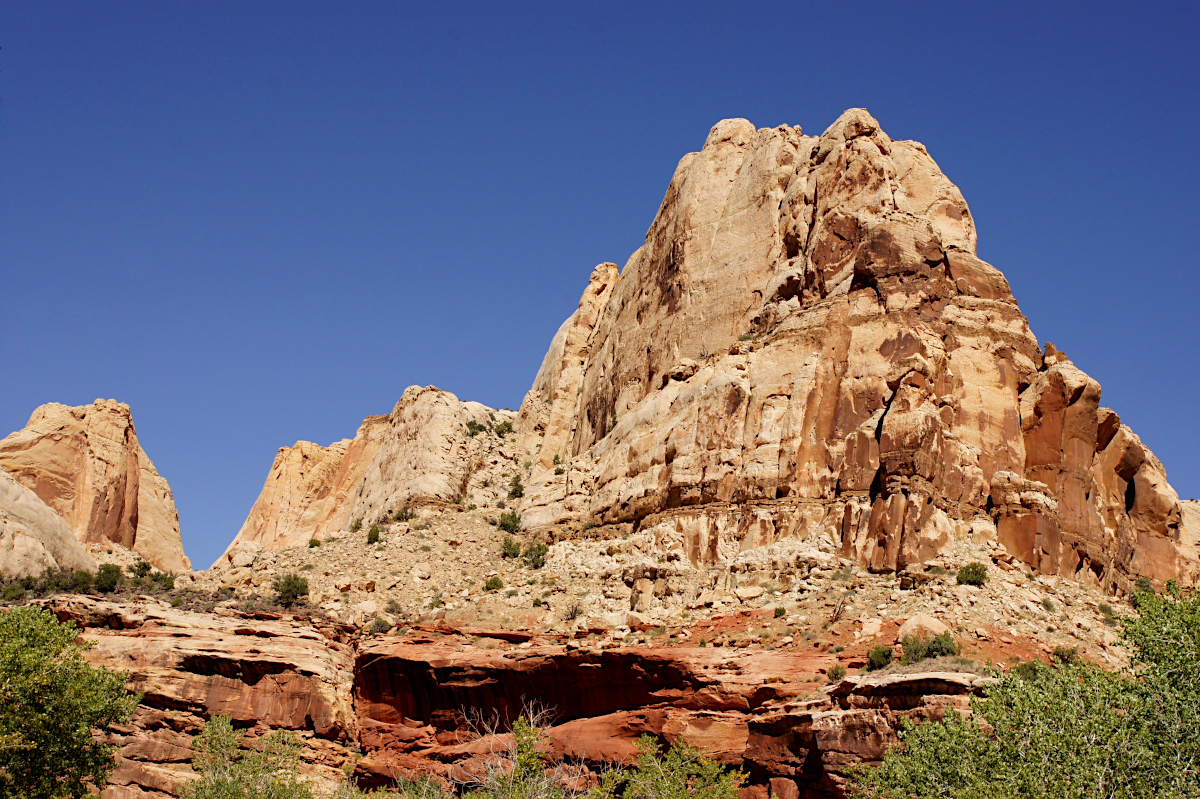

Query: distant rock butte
left=228, top=110, right=1196, bottom=594
left=0, top=400, right=191, bottom=573
left=219, top=387, right=519, bottom=566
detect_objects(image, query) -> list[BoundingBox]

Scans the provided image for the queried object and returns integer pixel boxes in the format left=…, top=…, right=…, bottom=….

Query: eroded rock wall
left=516, top=111, right=1195, bottom=594
left=0, top=400, right=191, bottom=573
left=0, top=469, right=96, bottom=577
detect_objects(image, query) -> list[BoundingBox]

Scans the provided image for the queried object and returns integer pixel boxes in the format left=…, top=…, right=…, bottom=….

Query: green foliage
left=466, top=419, right=487, bottom=437
left=350, top=519, right=362, bottom=533
left=507, top=475, right=524, bottom=500
left=308, top=538, right=320, bottom=548
left=554, top=466, right=565, bottom=475
left=95, top=563, right=122, bottom=592
left=182, top=715, right=314, bottom=799
left=484, top=577, right=504, bottom=592
left=828, top=664, right=847, bottom=683
left=1041, top=596, right=1056, bottom=612
left=499, top=510, right=521, bottom=534
left=131, top=558, right=152, bottom=578
left=585, top=734, right=742, bottom=799
left=0, top=606, right=139, bottom=799
left=773, top=606, right=786, bottom=619
left=501, top=536, right=521, bottom=559
left=901, top=632, right=960, bottom=665
left=956, top=562, right=988, bottom=586
left=394, top=505, right=414, bottom=522
left=366, top=525, right=380, bottom=545
left=522, top=542, right=548, bottom=570
left=368, top=618, right=392, bottom=634
left=271, top=573, right=308, bottom=607
left=1052, top=645, right=1079, bottom=665
left=1, top=583, right=26, bottom=601
left=494, top=420, right=513, bottom=438
left=866, top=645, right=893, bottom=672
left=153, top=571, right=175, bottom=591
left=849, top=584, right=1200, bottom=798
left=532, top=598, right=543, bottom=607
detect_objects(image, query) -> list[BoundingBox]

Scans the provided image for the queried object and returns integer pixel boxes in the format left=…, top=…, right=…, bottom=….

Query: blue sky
left=2, top=2, right=1197, bottom=569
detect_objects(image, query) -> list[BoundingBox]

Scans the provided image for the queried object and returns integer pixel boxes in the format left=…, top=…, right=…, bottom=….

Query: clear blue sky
left=2, top=2, right=1197, bottom=569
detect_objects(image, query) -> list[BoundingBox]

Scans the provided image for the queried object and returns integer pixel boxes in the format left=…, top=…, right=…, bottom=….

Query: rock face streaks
left=516, top=111, right=1195, bottom=594
left=0, top=400, right=191, bottom=573
left=0, top=469, right=96, bottom=577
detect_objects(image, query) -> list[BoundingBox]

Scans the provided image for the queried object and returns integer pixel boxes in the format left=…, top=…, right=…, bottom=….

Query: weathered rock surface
left=0, top=469, right=96, bottom=577
left=41, top=595, right=359, bottom=798
left=0, top=400, right=191, bottom=573
left=220, top=388, right=520, bottom=565
left=514, top=111, right=1196, bottom=595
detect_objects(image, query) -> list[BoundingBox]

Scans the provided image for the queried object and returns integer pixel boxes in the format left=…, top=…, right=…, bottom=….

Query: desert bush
left=394, top=505, right=414, bottom=522
left=500, top=536, right=521, bottom=559
left=272, top=573, right=308, bottom=607
left=350, top=519, right=362, bottom=533
left=367, top=525, right=380, bottom=545
left=368, top=618, right=392, bottom=635
left=498, top=510, right=521, bottom=533
left=522, top=542, right=548, bottom=569
left=466, top=419, right=487, bottom=437
left=95, top=563, right=122, bottom=593
left=774, top=606, right=786, bottom=618
left=1052, top=645, right=1079, bottom=665
left=828, top=664, right=847, bottom=683
left=866, top=645, right=893, bottom=672
left=901, top=632, right=960, bottom=665
left=585, top=732, right=742, bottom=798
left=507, top=475, right=524, bottom=500
left=494, top=420, right=513, bottom=437
left=131, top=558, right=152, bottom=578
left=182, top=715, right=313, bottom=799
left=308, top=538, right=320, bottom=547
left=0, top=606, right=139, bottom=799
left=956, top=562, right=988, bottom=586
left=849, top=583, right=1200, bottom=798
left=1, top=583, right=26, bottom=601
left=484, top=576, right=504, bottom=592
left=554, top=466, right=565, bottom=475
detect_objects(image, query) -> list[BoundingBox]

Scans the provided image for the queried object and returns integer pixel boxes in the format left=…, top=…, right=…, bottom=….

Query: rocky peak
left=0, top=399, right=190, bottom=573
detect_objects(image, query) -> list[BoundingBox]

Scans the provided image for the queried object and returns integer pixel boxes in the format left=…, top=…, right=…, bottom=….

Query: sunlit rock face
left=516, top=110, right=1196, bottom=594
left=0, top=399, right=190, bottom=573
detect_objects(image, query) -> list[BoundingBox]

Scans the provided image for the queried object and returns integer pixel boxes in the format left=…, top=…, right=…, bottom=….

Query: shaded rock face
left=220, top=387, right=520, bottom=566
left=0, top=469, right=96, bottom=577
left=0, top=400, right=191, bottom=573
left=516, top=111, right=1196, bottom=594
left=351, top=639, right=984, bottom=798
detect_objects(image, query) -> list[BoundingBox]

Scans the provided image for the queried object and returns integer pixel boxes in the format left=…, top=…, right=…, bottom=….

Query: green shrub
left=1042, top=596, right=1056, bottom=612
left=95, top=563, right=122, bottom=593
left=152, top=571, right=175, bottom=591
left=466, top=419, right=487, bottom=437
left=522, top=542, right=548, bottom=570
left=499, top=510, right=521, bottom=533
left=367, top=525, right=380, bottom=545
left=131, top=559, right=152, bottom=578
left=182, top=714, right=314, bottom=799
left=308, top=538, right=320, bottom=548
left=901, top=632, right=960, bottom=664
left=956, top=562, right=988, bottom=586
left=588, top=732, right=742, bottom=798
left=272, top=573, right=308, bottom=607
left=866, top=645, right=894, bottom=672
left=394, top=505, right=414, bottom=522
left=501, top=536, right=521, bottom=559
left=849, top=583, right=1200, bottom=798
left=554, top=466, right=565, bottom=475
left=484, top=577, right=504, bottom=592
left=171, top=596, right=184, bottom=608
left=0, top=606, right=139, bottom=798
left=368, top=618, right=393, bottom=635
left=2, top=583, right=26, bottom=601
left=507, top=475, right=524, bottom=500
left=774, top=606, right=786, bottom=618
left=828, top=664, right=847, bottom=683
left=67, top=569, right=94, bottom=593
left=1052, top=645, right=1079, bottom=665
left=494, top=420, right=513, bottom=437
left=350, top=519, right=362, bottom=533
left=532, top=598, right=543, bottom=608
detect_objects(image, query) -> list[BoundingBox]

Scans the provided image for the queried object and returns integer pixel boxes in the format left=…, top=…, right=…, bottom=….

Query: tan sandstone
left=0, top=469, right=96, bottom=577
left=0, top=400, right=191, bottom=573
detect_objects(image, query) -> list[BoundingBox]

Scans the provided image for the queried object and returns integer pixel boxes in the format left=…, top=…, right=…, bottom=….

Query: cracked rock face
left=0, top=400, right=191, bottom=573
left=514, top=110, right=1196, bottom=595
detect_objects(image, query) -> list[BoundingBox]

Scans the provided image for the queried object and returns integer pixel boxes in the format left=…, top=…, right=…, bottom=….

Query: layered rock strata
left=220, top=387, right=519, bottom=565
left=514, top=111, right=1196, bottom=595
left=0, top=400, right=191, bottom=572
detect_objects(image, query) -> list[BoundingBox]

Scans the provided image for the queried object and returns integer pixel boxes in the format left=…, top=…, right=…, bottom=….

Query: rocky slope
left=0, top=400, right=191, bottom=573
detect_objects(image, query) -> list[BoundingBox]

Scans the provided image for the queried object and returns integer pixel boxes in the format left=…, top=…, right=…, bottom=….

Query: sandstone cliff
left=0, top=400, right=191, bottom=573
left=515, top=111, right=1196, bottom=595
left=219, top=388, right=520, bottom=566
left=0, top=469, right=96, bottom=577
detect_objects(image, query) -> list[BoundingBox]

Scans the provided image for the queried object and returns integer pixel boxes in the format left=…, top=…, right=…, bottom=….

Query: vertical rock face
left=0, top=469, right=96, bottom=577
left=220, top=387, right=518, bottom=565
left=0, top=400, right=191, bottom=573
left=516, top=110, right=1196, bottom=594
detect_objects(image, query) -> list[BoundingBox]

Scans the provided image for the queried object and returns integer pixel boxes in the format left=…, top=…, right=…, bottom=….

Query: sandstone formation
left=0, top=400, right=191, bottom=573
left=514, top=110, right=1196, bottom=595
left=0, top=468, right=96, bottom=577
left=219, top=387, right=519, bottom=566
